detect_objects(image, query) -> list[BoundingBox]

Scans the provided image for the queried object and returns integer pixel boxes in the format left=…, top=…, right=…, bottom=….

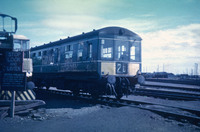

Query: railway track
left=136, top=81, right=200, bottom=100
left=141, top=82, right=200, bottom=92
left=34, top=88, right=200, bottom=126
left=134, top=87, right=200, bottom=100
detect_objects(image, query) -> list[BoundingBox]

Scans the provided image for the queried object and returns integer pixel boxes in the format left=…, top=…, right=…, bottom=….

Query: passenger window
left=50, top=49, right=54, bottom=55
left=32, top=53, right=36, bottom=57
left=88, top=43, right=92, bottom=58
left=54, top=48, right=59, bottom=63
left=130, top=41, right=141, bottom=62
left=101, top=39, right=105, bottom=44
left=65, top=44, right=73, bottom=59
left=78, top=42, right=83, bottom=60
left=102, top=47, right=112, bottom=58
left=43, top=51, right=47, bottom=56
left=38, top=52, right=41, bottom=57
left=101, top=40, right=113, bottom=59
left=35, top=51, right=42, bottom=60
left=130, top=46, right=135, bottom=60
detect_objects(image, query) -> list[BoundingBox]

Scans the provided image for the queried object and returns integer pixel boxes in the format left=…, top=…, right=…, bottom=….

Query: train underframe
left=32, top=72, right=140, bottom=99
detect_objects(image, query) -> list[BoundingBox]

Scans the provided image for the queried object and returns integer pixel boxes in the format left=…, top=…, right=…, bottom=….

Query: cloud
left=24, top=13, right=158, bottom=48
left=41, top=14, right=158, bottom=35
left=42, top=15, right=102, bottom=30
left=32, top=0, right=108, bottom=15
left=141, top=23, right=200, bottom=74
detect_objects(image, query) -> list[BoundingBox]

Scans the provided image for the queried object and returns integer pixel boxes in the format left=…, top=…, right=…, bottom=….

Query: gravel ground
left=0, top=96, right=200, bottom=132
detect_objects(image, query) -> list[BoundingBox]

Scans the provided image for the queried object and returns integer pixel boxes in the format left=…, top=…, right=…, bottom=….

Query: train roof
left=13, top=34, right=29, bottom=40
left=31, top=26, right=141, bottom=51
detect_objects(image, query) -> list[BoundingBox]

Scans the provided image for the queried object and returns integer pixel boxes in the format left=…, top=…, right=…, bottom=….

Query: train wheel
left=72, top=83, right=80, bottom=96
left=46, top=86, right=50, bottom=90
left=115, top=94, right=123, bottom=100
left=106, top=83, right=113, bottom=95
left=90, top=86, right=100, bottom=99
left=73, top=89, right=79, bottom=96
left=107, top=83, right=123, bottom=99
left=91, top=92, right=99, bottom=99
left=115, top=78, right=123, bottom=99
left=113, top=85, right=123, bottom=99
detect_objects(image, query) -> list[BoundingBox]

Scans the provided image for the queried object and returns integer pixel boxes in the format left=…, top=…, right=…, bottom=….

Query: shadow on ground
left=35, top=90, right=95, bottom=109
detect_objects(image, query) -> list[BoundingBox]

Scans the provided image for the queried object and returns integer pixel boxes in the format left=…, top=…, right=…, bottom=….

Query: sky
left=1, top=0, right=200, bottom=75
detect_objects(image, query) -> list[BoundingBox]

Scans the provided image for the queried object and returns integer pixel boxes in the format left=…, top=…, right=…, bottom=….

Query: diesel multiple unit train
left=30, top=26, right=144, bottom=99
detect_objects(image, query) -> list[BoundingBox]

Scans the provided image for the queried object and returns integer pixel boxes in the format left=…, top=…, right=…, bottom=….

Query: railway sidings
left=136, top=81, right=200, bottom=100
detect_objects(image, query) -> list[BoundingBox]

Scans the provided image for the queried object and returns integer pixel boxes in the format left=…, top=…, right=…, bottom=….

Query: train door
left=87, top=42, right=92, bottom=59
left=54, top=48, right=60, bottom=63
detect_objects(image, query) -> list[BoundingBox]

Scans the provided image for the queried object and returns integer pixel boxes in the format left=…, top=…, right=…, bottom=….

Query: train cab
left=98, top=27, right=142, bottom=78
left=13, top=35, right=33, bottom=77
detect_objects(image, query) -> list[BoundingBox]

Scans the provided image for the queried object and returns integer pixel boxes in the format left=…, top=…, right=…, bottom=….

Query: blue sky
left=1, top=0, right=200, bottom=74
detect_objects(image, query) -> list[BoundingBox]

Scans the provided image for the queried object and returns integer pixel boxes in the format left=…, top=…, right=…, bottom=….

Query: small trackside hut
left=31, top=26, right=144, bottom=99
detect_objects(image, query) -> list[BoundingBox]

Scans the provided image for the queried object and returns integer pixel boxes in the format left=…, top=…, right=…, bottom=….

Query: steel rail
left=134, top=88, right=200, bottom=100
left=141, top=84, right=200, bottom=92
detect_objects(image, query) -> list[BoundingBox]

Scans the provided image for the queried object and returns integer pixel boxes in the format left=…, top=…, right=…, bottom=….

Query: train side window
left=101, top=40, right=113, bottom=59
left=50, top=49, right=54, bottom=55
left=48, top=49, right=54, bottom=64
left=32, top=53, right=36, bottom=57
left=35, top=51, right=42, bottom=60
left=38, top=51, right=41, bottom=56
left=65, top=44, right=73, bottom=59
left=130, top=46, right=135, bottom=60
left=43, top=51, right=47, bottom=56
left=88, top=43, right=92, bottom=58
left=66, top=44, right=73, bottom=51
left=101, top=39, right=105, bottom=44
left=130, top=41, right=141, bottom=62
left=54, top=48, right=60, bottom=63
left=78, top=42, right=83, bottom=61
left=102, top=47, right=112, bottom=58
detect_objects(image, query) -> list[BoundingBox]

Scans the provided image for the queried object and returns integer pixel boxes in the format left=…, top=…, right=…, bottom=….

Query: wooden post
left=10, top=91, right=16, bottom=118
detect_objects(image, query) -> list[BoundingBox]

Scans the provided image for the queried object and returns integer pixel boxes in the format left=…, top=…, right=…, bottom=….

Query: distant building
left=191, top=69, right=193, bottom=76
left=177, top=74, right=189, bottom=79
left=194, top=63, right=198, bottom=75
